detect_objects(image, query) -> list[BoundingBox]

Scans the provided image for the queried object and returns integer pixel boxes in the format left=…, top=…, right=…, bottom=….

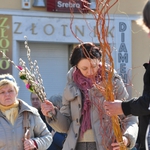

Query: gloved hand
left=143, top=61, right=150, bottom=95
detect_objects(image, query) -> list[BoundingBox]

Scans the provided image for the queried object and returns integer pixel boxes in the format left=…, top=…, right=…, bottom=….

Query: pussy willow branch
left=0, top=36, right=47, bottom=103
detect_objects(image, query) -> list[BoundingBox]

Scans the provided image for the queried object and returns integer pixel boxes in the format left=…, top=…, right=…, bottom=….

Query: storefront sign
left=0, top=15, right=12, bottom=74
left=47, top=0, right=87, bottom=13
left=13, top=16, right=115, bottom=43
left=115, top=20, right=132, bottom=96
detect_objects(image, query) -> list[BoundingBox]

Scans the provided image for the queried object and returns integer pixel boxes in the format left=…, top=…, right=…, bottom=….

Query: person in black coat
left=104, top=1, right=150, bottom=150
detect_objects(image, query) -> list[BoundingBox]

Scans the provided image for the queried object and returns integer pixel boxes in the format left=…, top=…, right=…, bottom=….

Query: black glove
left=143, top=62, right=150, bottom=95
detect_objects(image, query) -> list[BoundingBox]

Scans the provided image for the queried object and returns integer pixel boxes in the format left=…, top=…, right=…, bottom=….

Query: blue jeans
left=131, top=147, right=137, bottom=150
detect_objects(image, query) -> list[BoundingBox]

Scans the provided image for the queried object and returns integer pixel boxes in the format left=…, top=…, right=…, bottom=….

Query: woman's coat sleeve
left=31, top=112, right=53, bottom=150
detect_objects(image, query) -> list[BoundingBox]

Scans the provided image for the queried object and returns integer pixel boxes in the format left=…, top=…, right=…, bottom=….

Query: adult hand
left=24, top=138, right=37, bottom=150
left=111, top=136, right=129, bottom=150
left=103, top=100, right=123, bottom=116
left=41, top=100, right=55, bottom=117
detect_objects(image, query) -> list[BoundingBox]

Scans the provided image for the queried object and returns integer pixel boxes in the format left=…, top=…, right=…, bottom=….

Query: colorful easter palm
left=0, top=36, right=46, bottom=103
